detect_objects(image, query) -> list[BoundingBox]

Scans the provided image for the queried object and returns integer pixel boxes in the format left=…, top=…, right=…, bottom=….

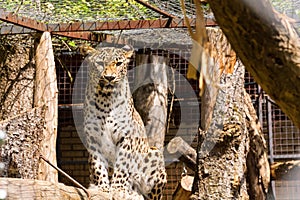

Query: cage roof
left=0, top=0, right=217, bottom=40
left=0, top=0, right=298, bottom=41
left=0, top=0, right=204, bottom=23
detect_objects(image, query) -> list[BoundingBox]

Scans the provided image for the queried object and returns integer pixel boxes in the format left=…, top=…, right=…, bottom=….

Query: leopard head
left=81, top=45, right=134, bottom=93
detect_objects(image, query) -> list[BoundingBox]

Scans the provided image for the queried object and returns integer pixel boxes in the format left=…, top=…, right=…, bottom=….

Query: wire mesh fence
left=1, top=0, right=300, bottom=199
left=54, top=35, right=300, bottom=199
left=0, top=0, right=161, bottom=23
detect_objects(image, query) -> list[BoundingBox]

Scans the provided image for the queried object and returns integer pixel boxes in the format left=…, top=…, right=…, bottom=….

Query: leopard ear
left=122, top=45, right=134, bottom=58
left=79, top=44, right=96, bottom=56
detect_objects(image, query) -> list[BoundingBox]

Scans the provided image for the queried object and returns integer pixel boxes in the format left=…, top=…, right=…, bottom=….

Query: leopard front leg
left=140, top=149, right=167, bottom=200
left=110, top=140, right=144, bottom=200
left=88, top=153, right=110, bottom=192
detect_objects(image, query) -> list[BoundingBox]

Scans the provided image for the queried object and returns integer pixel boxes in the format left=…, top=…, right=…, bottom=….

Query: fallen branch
left=167, top=138, right=299, bottom=181
left=0, top=178, right=110, bottom=200
left=271, top=160, right=300, bottom=181
left=167, top=137, right=197, bottom=171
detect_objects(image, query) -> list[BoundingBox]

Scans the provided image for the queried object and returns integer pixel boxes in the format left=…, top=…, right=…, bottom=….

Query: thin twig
left=115, top=30, right=123, bottom=45
left=39, top=154, right=91, bottom=200
left=166, top=67, right=175, bottom=134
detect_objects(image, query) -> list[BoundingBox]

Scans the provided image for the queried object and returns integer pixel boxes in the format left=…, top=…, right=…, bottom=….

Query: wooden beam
left=0, top=24, right=108, bottom=41
left=47, top=18, right=216, bottom=32
left=0, top=8, right=47, bottom=31
left=0, top=8, right=217, bottom=35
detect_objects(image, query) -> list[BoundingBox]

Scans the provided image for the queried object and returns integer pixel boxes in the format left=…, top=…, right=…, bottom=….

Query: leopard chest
left=85, top=96, right=134, bottom=162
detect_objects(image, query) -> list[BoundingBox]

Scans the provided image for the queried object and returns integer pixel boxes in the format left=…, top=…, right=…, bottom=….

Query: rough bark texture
left=0, top=35, right=35, bottom=120
left=0, top=34, right=43, bottom=179
left=0, top=178, right=110, bottom=200
left=200, top=28, right=236, bottom=131
left=34, top=32, right=58, bottom=183
left=208, top=0, right=300, bottom=129
left=244, top=90, right=270, bottom=200
left=192, top=60, right=249, bottom=199
left=166, top=136, right=296, bottom=182
left=132, top=53, right=168, bottom=150
left=0, top=107, right=45, bottom=179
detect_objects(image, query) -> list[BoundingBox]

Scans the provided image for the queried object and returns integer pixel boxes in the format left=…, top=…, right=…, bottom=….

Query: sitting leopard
left=82, top=45, right=167, bottom=200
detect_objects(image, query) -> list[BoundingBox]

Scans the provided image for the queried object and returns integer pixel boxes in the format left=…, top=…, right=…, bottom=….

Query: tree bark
left=192, top=60, right=249, bottom=199
left=34, top=32, right=58, bottom=183
left=0, top=35, right=35, bottom=121
left=200, top=28, right=236, bottom=131
left=166, top=137, right=297, bottom=181
left=0, top=107, right=45, bottom=179
left=244, top=89, right=270, bottom=200
left=208, top=0, right=300, bottom=129
left=132, top=53, right=168, bottom=150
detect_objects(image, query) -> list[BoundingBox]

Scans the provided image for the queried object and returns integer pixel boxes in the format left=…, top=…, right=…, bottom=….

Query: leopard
left=81, top=44, right=167, bottom=200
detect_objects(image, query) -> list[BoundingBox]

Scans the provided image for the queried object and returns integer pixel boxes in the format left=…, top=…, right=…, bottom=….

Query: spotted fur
left=83, top=45, right=167, bottom=200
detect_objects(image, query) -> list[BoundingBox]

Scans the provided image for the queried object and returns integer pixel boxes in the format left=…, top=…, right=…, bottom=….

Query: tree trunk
left=199, top=28, right=237, bottom=131
left=34, top=32, right=58, bottom=183
left=208, top=0, right=300, bottom=129
left=0, top=35, right=35, bottom=121
left=0, top=34, right=44, bottom=180
left=132, top=53, right=168, bottom=150
left=0, top=107, right=45, bottom=179
left=191, top=60, right=249, bottom=199
left=244, top=89, right=270, bottom=200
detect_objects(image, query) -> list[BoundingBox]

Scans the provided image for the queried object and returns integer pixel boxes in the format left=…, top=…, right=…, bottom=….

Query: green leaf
left=68, top=41, right=77, bottom=48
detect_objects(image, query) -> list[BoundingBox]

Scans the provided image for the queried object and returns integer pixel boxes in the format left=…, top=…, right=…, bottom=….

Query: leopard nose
left=104, top=75, right=116, bottom=82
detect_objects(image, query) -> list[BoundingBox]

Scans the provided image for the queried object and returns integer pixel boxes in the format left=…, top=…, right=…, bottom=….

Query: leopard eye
left=116, top=62, right=123, bottom=66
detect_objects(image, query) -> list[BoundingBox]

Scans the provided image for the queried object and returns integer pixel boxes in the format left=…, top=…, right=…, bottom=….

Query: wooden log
left=172, top=175, right=194, bottom=200
left=169, top=161, right=299, bottom=200
left=0, top=178, right=111, bottom=200
left=133, top=53, right=168, bottom=150
left=167, top=133, right=298, bottom=182
left=167, top=136, right=197, bottom=171
left=34, top=32, right=58, bottom=183
left=271, top=160, right=300, bottom=181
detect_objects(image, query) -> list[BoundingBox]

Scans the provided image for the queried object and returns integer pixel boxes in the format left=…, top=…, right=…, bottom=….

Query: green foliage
left=67, top=40, right=76, bottom=48
left=0, top=0, right=154, bottom=23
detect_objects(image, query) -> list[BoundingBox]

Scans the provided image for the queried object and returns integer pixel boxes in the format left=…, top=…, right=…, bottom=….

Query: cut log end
left=172, top=175, right=194, bottom=200
left=167, top=137, right=184, bottom=154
